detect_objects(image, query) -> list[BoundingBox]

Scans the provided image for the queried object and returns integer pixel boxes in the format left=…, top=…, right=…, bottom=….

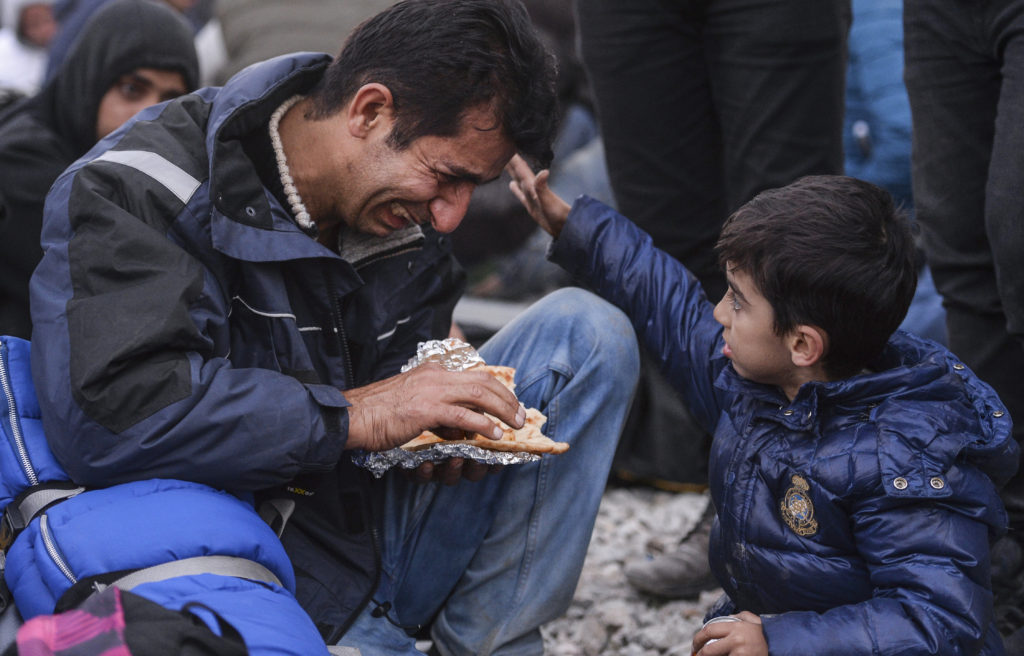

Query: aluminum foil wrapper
left=352, top=339, right=541, bottom=478
left=399, top=337, right=484, bottom=373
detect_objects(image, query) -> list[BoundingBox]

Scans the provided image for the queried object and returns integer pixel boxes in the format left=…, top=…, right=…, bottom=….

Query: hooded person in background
left=0, top=0, right=57, bottom=96
left=0, top=0, right=198, bottom=340
left=45, top=0, right=225, bottom=86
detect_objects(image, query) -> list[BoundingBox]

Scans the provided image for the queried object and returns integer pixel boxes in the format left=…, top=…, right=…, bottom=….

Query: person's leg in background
left=336, top=288, right=640, bottom=655
left=904, top=0, right=1024, bottom=640
left=575, top=0, right=726, bottom=601
left=577, top=0, right=727, bottom=300
left=709, top=0, right=849, bottom=211
left=579, top=0, right=849, bottom=600
left=983, top=3, right=1024, bottom=561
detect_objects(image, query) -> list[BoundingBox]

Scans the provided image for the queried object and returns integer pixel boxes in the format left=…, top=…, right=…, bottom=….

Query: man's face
left=712, top=265, right=796, bottom=389
left=95, top=68, right=188, bottom=141
left=19, top=3, right=56, bottom=48
left=329, top=105, right=516, bottom=238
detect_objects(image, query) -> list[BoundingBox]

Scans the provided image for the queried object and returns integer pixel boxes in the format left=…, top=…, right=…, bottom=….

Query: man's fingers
left=441, top=405, right=506, bottom=441
left=411, top=461, right=434, bottom=484
left=461, top=460, right=489, bottom=482
left=345, top=363, right=526, bottom=452
left=408, top=459, right=504, bottom=486
left=440, top=458, right=463, bottom=486
left=434, top=426, right=469, bottom=441
left=432, top=370, right=524, bottom=433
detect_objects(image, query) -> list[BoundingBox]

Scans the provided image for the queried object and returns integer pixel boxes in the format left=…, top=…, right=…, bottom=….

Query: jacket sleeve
left=760, top=476, right=1000, bottom=655
left=30, top=151, right=346, bottom=492
left=549, top=195, right=728, bottom=431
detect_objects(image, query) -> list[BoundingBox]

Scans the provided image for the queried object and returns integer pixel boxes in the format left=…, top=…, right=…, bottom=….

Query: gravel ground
left=540, top=487, right=720, bottom=656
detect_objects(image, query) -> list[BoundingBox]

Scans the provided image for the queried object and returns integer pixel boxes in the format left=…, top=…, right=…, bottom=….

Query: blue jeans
left=336, top=288, right=640, bottom=655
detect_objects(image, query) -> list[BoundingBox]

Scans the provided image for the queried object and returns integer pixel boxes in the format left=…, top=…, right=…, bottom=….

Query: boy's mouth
left=722, top=342, right=733, bottom=358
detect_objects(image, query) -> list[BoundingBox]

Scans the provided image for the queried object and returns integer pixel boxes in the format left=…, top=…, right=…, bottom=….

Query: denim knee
left=534, top=287, right=639, bottom=377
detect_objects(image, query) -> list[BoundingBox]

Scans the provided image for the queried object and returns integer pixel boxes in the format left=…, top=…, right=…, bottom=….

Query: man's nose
left=428, top=183, right=474, bottom=233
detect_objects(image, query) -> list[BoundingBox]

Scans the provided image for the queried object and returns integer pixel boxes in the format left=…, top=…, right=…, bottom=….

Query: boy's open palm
left=506, top=154, right=571, bottom=238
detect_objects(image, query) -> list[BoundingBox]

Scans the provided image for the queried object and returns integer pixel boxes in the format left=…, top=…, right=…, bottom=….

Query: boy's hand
left=692, top=612, right=768, bottom=656
left=506, top=154, right=571, bottom=238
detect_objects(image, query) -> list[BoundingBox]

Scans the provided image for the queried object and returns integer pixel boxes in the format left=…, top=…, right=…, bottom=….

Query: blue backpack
left=0, top=335, right=330, bottom=655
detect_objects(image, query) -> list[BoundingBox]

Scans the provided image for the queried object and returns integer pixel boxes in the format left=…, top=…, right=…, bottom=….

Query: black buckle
left=0, top=509, right=20, bottom=552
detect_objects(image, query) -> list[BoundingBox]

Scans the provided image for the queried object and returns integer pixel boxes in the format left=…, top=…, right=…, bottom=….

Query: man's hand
left=344, top=363, right=526, bottom=452
left=407, top=458, right=505, bottom=486
left=506, top=154, right=571, bottom=238
left=692, top=613, right=767, bottom=656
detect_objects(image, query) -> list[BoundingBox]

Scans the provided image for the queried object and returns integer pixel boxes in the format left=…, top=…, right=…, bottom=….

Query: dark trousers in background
left=576, top=0, right=850, bottom=302
left=576, top=0, right=850, bottom=489
left=904, top=0, right=1024, bottom=529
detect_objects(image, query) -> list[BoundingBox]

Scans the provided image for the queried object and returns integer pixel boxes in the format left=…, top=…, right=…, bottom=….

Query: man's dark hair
left=306, top=0, right=558, bottom=167
left=715, top=175, right=918, bottom=380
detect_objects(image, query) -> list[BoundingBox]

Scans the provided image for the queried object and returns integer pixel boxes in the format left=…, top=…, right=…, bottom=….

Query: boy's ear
left=789, top=324, right=828, bottom=368
left=346, top=83, right=394, bottom=137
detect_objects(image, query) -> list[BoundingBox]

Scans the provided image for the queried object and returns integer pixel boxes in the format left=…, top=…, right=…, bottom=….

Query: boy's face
left=713, top=265, right=798, bottom=391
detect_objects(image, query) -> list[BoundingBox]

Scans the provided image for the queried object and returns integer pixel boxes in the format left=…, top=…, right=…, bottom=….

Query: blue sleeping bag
left=0, top=335, right=329, bottom=655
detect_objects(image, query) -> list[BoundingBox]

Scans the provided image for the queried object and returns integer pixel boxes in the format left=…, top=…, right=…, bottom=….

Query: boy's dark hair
left=715, top=175, right=917, bottom=380
left=306, top=0, right=558, bottom=167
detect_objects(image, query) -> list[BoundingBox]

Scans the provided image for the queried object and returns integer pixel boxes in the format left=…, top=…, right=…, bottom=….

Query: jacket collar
left=205, top=53, right=332, bottom=263
left=714, top=330, right=958, bottom=429
left=201, top=53, right=435, bottom=271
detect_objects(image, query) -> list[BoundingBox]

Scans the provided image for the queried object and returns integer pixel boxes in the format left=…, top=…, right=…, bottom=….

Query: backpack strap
left=0, top=482, right=85, bottom=551
left=57, top=555, right=283, bottom=613
left=103, top=555, right=283, bottom=592
left=0, top=482, right=85, bottom=612
left=257, top=498, right=295, bottom=538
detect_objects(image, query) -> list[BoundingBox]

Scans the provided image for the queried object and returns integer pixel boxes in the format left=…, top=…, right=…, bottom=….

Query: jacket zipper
left=325, top=483, right=382, bottom=642
left=0, top=342, right=38, bottom=487
left=39, top=515, right=76, bottom=584
left=323, top=268, right=355, bottom=385
left=318, top=268, right=382, bottom=642
left=334, top=296, right=355, bottom=385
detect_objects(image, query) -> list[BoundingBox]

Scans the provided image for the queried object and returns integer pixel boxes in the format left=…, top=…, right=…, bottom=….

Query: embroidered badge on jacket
left=780, top=474, right=818, bottom=536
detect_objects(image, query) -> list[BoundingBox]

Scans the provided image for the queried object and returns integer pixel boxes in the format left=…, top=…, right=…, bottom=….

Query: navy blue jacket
left=553, top=197, right=1018, bottom=655
left=29, top=54, right=463, bottom=640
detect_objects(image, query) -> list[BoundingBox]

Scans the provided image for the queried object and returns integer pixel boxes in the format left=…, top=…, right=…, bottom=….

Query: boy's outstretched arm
left=506, top=152, right=727, bottom=431
left=506, top=154, right=571, bottom=237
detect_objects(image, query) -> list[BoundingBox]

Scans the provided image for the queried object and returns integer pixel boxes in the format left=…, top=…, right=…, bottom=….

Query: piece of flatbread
left=400, top=364, right=570, bottom=455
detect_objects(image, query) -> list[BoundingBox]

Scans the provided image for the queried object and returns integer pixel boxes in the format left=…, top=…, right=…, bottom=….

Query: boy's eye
left=726, top=289, right=741, bottom=311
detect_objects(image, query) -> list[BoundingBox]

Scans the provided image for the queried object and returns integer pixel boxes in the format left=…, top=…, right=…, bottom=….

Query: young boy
left=507, top=156, right=1018, bottom=655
